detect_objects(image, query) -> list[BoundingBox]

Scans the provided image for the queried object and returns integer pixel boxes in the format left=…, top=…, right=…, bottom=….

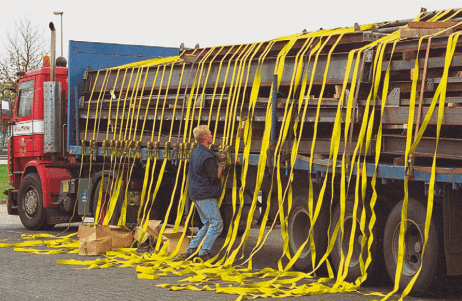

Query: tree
left=0, top=14, right=49, bottom=98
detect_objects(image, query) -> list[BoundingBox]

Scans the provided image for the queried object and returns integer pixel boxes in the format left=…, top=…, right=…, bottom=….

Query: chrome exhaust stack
left=49, top=22, right=56, bottom=82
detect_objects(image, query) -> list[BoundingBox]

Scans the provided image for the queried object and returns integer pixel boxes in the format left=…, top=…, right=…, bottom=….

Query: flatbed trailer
left=73, top=8, right=462, bottom=295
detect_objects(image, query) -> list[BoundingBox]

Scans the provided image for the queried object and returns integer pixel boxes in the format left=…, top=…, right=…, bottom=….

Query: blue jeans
left=187, top=198, right=223, bottom=255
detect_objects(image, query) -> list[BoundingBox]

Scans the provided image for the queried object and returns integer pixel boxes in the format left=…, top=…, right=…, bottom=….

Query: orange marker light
left=43, top=56, right=50, bottom=67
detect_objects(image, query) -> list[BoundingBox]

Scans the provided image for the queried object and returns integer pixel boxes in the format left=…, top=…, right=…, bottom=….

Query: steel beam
left=382, top=135, right=462, bottom=159
left=82, top=52, right=360, bottom=95
left=382, top=106, right=462, bottom=125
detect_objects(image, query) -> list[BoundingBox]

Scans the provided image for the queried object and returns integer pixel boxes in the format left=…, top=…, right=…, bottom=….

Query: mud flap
left=444, top=188, right=462, bottom=275
left=7, top=189, right=18, bottom=215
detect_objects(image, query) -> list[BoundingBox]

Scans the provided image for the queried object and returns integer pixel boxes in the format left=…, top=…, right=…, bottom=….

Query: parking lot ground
left=1, top=203, right=461, bottom=301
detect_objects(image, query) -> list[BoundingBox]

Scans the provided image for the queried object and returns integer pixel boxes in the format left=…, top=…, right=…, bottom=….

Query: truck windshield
left=17, top=80, right=34, bottom=118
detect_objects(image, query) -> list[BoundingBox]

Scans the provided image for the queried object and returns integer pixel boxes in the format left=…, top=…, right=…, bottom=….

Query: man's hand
left=217, top=151, right=228, bottom=168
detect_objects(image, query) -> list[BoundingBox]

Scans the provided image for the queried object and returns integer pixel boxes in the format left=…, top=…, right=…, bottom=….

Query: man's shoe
left=198, top=252, right=212, bottom=262
left=184, top=248, right=196, bottom=259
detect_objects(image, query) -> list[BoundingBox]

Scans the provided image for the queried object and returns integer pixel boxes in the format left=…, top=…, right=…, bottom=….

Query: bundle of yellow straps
left=2, top=8, right=462, bottom=300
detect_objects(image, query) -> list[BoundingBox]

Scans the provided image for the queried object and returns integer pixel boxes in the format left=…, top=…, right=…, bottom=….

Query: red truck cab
left=12, top=66, right=67, bottom=171
left=6, top=62, right=78, bottom=230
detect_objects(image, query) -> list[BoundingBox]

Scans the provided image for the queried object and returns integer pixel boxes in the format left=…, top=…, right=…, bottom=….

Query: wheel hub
left=290, top=207, right=311, bottom=258
left=24, top=188, right=38, bottom=217
left=392, top=220, right=423, bottom=277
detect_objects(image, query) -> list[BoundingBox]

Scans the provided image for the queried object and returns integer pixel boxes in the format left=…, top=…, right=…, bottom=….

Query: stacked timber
left=79, top=8, right=462, bottom=162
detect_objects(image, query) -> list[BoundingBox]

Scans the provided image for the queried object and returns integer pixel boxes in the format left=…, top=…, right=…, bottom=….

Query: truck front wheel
left=18, top=173, right=47, bottom=230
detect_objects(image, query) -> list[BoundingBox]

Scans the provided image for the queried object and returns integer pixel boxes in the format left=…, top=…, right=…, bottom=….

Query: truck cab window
left=17, top=80, right=34, bottom=118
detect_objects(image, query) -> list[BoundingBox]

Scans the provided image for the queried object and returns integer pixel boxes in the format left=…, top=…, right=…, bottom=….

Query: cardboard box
left=109, top=225, right=134, bottom=249
left=77, top=225, right=112, bottom=256
left=134, top=220, right=162, bottom=243
left=133, top=220, right=193, bottom=254
left=162, top=232, right=192, bottom=255
left=162, top=226, right=193, bottom=236
left=133, top=227, right=147, bottom=244
left=147, top=220, right=163, bottom=237
left=161, top=226, right=193, bottom=255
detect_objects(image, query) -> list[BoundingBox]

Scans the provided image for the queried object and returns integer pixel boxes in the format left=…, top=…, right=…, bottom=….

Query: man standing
left=185, top=125, right=226, bottom=261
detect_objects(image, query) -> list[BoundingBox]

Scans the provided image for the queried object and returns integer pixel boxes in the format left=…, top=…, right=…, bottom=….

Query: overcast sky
left=1, top=0, right=461, bottom=58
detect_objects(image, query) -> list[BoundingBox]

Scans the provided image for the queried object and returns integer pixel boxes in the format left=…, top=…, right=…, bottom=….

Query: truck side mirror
left=1, top=97, right=12, bottom=120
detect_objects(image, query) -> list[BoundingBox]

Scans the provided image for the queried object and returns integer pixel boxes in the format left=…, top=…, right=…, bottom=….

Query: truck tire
left=17, top=173, right=47, bottom=230
left=288, top=188, right=328, bottom=272
left=330, top=196, right=382, bottom=283
left=383, top=199, right=440, bottom=296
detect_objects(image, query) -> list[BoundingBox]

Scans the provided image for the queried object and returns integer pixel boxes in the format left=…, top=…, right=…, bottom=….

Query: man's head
left=193, top=125, right=213, bottom=146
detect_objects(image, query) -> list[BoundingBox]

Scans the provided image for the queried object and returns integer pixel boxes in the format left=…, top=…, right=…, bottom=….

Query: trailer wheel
left=17, top=173, right=47, bottom=230
left=383, top=199, right=440, bottom=296
left=288, top=188, right=328, bottom=272
left=330, top=196, right=384, bottom=283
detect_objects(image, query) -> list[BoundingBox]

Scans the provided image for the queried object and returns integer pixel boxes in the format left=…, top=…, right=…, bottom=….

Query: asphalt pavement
left=1, top=202, right=461, bottom=301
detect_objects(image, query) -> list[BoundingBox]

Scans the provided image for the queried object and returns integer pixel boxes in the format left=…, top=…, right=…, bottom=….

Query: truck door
left=13, top=78, right=39, bottom=158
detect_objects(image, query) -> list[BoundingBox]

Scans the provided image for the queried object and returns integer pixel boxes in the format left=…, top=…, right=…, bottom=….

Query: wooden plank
left=407, top=21, right=462, bottom=29
left=399, top=27, right=454, bottom=39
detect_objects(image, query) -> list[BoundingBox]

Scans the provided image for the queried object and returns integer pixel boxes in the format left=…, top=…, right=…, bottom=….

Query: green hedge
left=0, top=165, right=12, bottom=196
